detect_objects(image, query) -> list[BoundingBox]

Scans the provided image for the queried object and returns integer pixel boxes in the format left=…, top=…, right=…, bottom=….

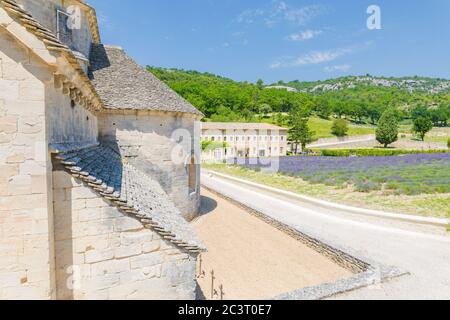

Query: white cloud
left=270, top=41, right=374, bottom=69
left=287, top=30, right=322, bottom=41
left=270, top=47, right=353, bottom=68
left=281, top=4, right=325, bottom=26
left=324, top=65, right=351, bottom=72
left=237, top=9, right=265, bottom=24
left=236, top=1, right=326, bottom=27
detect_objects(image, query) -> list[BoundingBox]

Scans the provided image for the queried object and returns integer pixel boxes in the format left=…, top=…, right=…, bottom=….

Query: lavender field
left=241, top=153, right=450, bottom=195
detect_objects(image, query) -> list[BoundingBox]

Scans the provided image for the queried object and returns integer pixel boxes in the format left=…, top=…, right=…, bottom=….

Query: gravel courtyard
left=191, top=188, right=353, bottom=300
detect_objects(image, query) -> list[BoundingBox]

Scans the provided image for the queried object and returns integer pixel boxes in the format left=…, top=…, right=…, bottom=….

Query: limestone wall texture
left=46, top=80, right=98, bottom=145
left=15, top=0, right=94, bottom=58
left=52, top=167, right=197, bottom=300
left=0, top=28, right=56, bottom=299
left=0, top=25, right=99, bottom=299
left=98, top=111, right=201, bottom=221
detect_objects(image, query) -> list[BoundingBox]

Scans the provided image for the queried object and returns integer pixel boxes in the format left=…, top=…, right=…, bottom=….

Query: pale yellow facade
left=201, top=123, right=288, bottom=161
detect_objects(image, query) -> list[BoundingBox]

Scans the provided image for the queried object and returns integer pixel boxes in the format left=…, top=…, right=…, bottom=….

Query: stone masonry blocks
left=52, top=169, right=197, bottom=300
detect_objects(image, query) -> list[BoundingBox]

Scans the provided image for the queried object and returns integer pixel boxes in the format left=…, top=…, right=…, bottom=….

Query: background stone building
left=201, top=122, right=288, bottom=161
left=0, top=0, right=204, bottom=300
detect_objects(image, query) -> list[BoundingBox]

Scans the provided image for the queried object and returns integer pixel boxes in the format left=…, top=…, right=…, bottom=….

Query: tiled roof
left=54, top=144, right=205, bottom=254
left=0, top=0, right=103, bottom=112
left=202, top=122, right=288, bottom=131
left=89, top=44, right=203, bottom=116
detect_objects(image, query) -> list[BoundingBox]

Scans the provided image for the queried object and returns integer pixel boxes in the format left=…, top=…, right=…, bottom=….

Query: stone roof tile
left=89, top=44, right=203, bottom=116
left=54, top=144, right=205, bottom=254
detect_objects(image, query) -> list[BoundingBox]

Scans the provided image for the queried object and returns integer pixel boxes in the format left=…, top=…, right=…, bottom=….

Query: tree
left=411, top=106, right=430, bottom=120
left=274, top=112, right=288, bottom=126
left=258, top=103, right=272, bottom=118
left=288, top=103, right=316, bottom=153
left=331, top=119, right=349, bottom=137
left=256, top=79, right=264, bottom=90
left=288, top=119, right=316, bottom=153
left=314, top=96, right=331, bottom=119
left=376, top=109, right=399, bottom=148
left=413, top=116, right=433, bottom=141
left=366, top=103, right=383, bottom=125
left=430, top=104, right=449, bottom=127
left=241, top=109, right=255, bottom=122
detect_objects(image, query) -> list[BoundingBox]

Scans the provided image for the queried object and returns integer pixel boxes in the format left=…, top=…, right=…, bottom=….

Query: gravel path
left=202, top=172, right=450, bottom=299
left=191, top=188, right=352, bottom=300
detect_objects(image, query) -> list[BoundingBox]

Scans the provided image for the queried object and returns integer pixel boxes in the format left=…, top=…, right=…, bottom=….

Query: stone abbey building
left=202, top=122, right=288, bottom=161
left=0, top=0, right=204, bottom=299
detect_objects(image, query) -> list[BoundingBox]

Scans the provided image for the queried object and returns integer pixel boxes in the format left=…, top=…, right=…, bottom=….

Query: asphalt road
left=201, top=172, right=450, bottom=299
left=307, top=135, right=375, bottom=148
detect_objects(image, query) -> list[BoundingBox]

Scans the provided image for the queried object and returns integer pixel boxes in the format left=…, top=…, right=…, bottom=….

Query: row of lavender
left=238, top=153, right=450, bottom=195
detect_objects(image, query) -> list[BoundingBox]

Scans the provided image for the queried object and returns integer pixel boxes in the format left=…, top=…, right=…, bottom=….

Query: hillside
left=282, top=76, right=450, bottom=94
left=147, top=66, right=311, bottom=120
left=147, top=67, right=450, bottom=127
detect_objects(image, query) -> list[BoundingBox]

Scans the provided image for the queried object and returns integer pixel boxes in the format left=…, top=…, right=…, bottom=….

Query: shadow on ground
left=199, top=195, right=218, bottom=216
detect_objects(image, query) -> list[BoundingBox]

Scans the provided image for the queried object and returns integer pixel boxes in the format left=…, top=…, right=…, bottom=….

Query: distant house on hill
left=0, top=0, right=204, bottom=300
left=201, top=122, right=288, bottom=161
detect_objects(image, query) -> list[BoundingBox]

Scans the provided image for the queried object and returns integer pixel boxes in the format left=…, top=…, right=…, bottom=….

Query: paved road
left=308, top=135, right=375, bottom=148
left=201, top=172, right=450, bottom=299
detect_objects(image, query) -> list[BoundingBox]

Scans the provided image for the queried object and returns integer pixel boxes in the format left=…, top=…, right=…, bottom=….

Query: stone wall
left=46, top=79, right=98, bottom=145
left=0, top=28, right=55, bottom=299
left=52, top=167, right=197, bottom=300
left=0, top=24, right=98, bottom=299
left=16, top=0, right=94, bottom=58
left=98, top=110, right=201, bottom=221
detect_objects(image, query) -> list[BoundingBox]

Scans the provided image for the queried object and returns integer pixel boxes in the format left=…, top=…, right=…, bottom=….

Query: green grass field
left=308, top=117, right=375, bottom=139
left=262, top=116, right=375, bottom=139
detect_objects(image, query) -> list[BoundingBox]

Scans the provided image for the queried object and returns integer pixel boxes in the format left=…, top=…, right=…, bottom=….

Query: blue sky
left=88, top=0, right=450, bottom=83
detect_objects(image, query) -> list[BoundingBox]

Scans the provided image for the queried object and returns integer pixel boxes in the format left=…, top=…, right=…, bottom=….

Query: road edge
left=203, top=169, right=450, bottom=227
left=201, top=184, right=408, bottom=300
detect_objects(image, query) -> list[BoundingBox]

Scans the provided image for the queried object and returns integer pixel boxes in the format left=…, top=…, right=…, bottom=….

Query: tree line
left=148, top=66, right=450, bottom=129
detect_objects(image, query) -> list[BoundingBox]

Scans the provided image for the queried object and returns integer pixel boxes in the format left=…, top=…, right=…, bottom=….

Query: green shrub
left=320, top=149, right=351, bottom=157
left=354, top=181, right=382, bottom=193
left=331, top=119, right=349, bottom=137
left=201, top=140, right=229, bottom=151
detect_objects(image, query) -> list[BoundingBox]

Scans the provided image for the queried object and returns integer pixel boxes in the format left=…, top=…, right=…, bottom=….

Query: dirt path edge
left=202, top=185, right=408, bottom=300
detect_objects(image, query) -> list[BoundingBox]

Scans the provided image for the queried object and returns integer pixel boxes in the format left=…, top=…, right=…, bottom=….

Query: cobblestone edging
left=202, top=185, right=407, bottom=300
left=273, top=266, right=403, bottom=300
left=203, top=186, right=369, bottom=273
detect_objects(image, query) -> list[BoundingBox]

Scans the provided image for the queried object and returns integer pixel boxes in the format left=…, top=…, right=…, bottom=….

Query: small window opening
left=188, top=154, right=197, bottom=195
left=56, top=9, right=74, bottom=50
